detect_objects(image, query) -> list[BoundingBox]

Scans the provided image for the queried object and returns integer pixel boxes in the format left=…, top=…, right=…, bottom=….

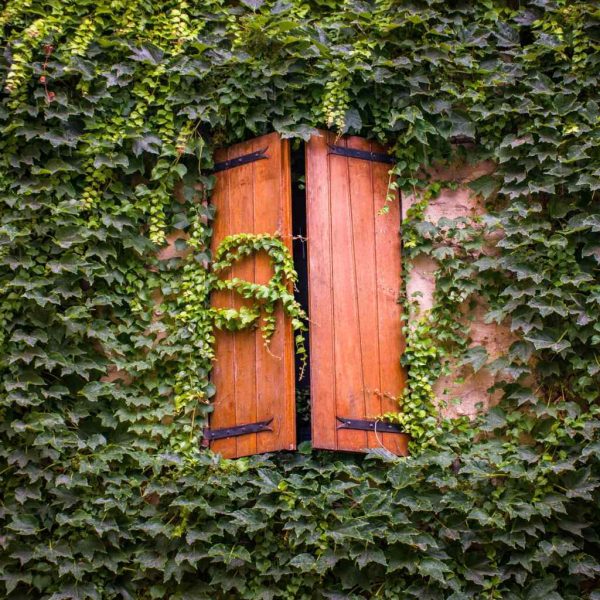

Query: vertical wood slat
left=229, top=138, right=256, bottom=458
left=347, top=136, right=381, bottom=451
left=210, top=132, right=295, bottom=458
left=372, top=150, right=408, bottom=456
left=306, top=130, right=409, bottom=455
left=210, top=143, right=237, bottom=459
left=329, top=136, right=367, bottom=452
left=305, top=132, right=337, bottom=450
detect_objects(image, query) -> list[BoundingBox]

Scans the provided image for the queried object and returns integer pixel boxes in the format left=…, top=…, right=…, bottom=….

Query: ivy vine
left=210, top=233, right=307, bottom=363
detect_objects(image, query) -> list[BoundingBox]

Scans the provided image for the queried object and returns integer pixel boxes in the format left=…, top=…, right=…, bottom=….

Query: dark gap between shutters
left=291, top=141, right=312, bottom=443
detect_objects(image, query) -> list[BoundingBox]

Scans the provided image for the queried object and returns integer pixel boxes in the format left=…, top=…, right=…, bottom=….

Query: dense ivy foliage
left=1, top=0, right=599, bottom=598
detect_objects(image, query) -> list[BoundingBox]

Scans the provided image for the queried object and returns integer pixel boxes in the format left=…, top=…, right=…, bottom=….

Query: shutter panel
left=306, top=130, right=409, bottom=455
left=209, top=132, right=295, bottom=458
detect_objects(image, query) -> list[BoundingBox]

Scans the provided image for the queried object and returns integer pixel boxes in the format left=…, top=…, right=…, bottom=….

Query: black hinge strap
left=336, top=416, right=404, bottom=434
left=203, top=418, right=273, bottom=442
left=328, top=144, right=395, bottom=165
left=213, top=147, right=268, bottom=173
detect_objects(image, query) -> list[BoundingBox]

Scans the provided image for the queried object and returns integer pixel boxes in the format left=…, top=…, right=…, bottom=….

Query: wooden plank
left=253, top=133, right=295, bottom=453
left=371, top=146, right=408, bottom=455
left=329, top=135, right=368, bottom=452
left=346, top=135, right=381, bottom=450
left=307, top=130, right=408, bottom=454
left=209, top=133, right=295, bottom=458
left=210, top=144, right=237, bottom=459
left=306, top=132, right=337, bottom=449
left=228, top=138, right=257, bottom=458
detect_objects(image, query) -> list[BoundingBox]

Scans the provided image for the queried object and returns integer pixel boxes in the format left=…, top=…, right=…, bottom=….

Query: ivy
left=211, top=233, right=307, bottom=368
left=383, top=181, right=497, bottom=451
left=1, top=1, right=599, bottom=598
left=172, top=231, right=308, bottom=415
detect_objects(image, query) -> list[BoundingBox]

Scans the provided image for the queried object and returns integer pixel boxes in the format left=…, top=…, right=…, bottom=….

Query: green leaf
left=7, top=515, right=40, bottom=535
left=469, top=174, right=499, bottom=199
left=524, top=330, right=571, bottom=353
left=417, top=557, right=451, bottom=582
left=289, top=553, right=316, bottom=571
left=129, top=44, right=164, bottom=64
left=461, top=346, right=488, bottom=372
left=356, top=548, right=387, bottom=569
left=342, top=108, right=362, bottom=134
left=132, top=134, right=162, bottom=156
left=240, top=0, right=264, bottom=8
left=480, top=407, right=506, bottom=431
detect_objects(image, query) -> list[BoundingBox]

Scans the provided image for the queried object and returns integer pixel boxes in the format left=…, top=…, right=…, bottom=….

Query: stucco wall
left=401, top=162, right=514, bottom=418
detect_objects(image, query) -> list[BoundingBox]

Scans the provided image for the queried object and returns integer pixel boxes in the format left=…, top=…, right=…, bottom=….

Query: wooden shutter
left=209, top=132, right=295, bottom=458
left=306, top=131, right=409, bottom=455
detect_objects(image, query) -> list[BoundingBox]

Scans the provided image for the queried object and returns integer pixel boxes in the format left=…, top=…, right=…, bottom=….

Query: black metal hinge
left=213, top=147, right=268, bottom=173
left=203, top=418, right=273, bottom=443
left=336, top=416, right=404, bottom=434
left=328, top=144, right=395, bottom=165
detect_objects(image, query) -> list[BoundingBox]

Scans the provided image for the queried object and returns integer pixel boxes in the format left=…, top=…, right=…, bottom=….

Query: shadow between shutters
left=209, top=133, right=295, bottom=459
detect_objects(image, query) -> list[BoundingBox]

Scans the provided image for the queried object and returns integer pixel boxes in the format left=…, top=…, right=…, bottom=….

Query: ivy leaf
left=7, top=515, right=40, bottom=535
left=0, top=572, right=33, bottom=594
left=47, top=584, right=101, bottom=600
left=11, top=329, right=48, bottom=346
left=494, top=22, right=519, bottom=47
left=132, top=134, right=163, bottom=156
left=469, top=174, right=499, bottom=199
left=417, top=557, right=451, bottom=582
left=297, top=440, right=312, bottom=454
left=461, top=346, right=488, bottom=372
left=480, top=407, right=507, bottom=431
left=129, top=44, right=164, bottom=64
left=524, top=330, right=571, bottom=353
left=172, top=213, right=190, bottom=229
left=567, top=554, right=600, bottom=577
left=356, top=548, right=387, bottom=569
left=567, top=214, right=600, bottom=233
left=365, top=447, right=398, bottom=463
left=563, top=468, right=599, bottom=500
left=240, top=0, right=265, bottom=8
left=342, top=108, right=362, bottom=134
left=32, top=158, right=77, bottom=175
left=289, top=553, right=316, bottom=571
left=47, top=256, right=81, bottom=274
left=93, top=154, right=129, bottom=169
left=508, top=341, right=534, bottom=363
left=525, top=576, right=561, bottom=600
left=446, top=112, right=475, bottom=139
left=539, top=538, right=578, bottom=558
left=582, top=244, right=600, bottom=262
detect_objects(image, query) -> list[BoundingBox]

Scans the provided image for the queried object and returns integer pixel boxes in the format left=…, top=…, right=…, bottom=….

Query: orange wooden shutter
left=209, top=132, right=295, bottom=458
left=306, top=130, right=409, bottom=455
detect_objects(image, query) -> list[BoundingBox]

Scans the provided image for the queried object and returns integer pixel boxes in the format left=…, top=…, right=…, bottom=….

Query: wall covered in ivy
left=402, top=161, right=516, bottom=418
left=1, top=1, right=599, bottom=598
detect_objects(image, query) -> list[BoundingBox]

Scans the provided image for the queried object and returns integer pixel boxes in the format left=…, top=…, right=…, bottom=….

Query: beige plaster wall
left=401, top=162, right=514, bottom=418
